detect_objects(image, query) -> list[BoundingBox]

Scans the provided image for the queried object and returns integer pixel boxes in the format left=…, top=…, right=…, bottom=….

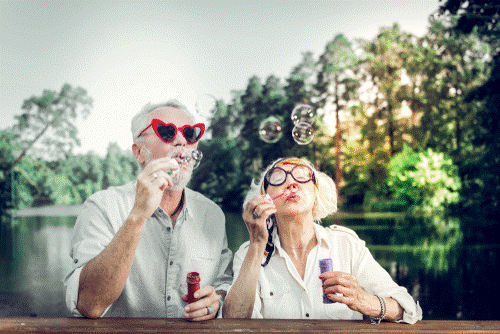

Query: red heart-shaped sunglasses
left=138, top=119, right=205, bottom=144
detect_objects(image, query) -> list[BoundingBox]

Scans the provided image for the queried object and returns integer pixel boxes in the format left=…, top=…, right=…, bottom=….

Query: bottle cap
left=186, top=272, right=200, bottom=284
left=319, top=258, right=333, bottom=273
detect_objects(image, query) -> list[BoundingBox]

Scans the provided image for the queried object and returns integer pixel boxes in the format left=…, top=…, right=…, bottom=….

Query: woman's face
left=265, top=163, right=316, bottom=218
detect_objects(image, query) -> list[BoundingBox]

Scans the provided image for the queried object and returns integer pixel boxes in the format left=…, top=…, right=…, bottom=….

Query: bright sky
left=1, top=0, right=440, bottom=156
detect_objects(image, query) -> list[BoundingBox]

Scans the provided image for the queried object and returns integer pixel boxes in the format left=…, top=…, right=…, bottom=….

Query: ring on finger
left=252, top=210, right=261, bottom=220
left=207, top=306, right=214, bottom=315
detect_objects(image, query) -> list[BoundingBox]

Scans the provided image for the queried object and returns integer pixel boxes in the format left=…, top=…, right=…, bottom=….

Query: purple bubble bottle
left=319, top=258, right=334, bottom=304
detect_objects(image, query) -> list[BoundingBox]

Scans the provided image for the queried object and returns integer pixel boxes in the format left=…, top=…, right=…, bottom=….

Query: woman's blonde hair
left=243, top=157, right=338, bottom=221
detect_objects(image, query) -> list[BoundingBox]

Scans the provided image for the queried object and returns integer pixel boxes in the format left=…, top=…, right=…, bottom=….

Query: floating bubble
left=259, top=116, right=283, bottom=144
left=178, top=149, right=203, bottom=170
left=191, top=149, right=203, bottom=169
left=291, top=104, right=316, bottom=125
left=195, top=94, right=217, bottom=118
left=292, top=122, right=314, bottom=145
left=166, top=148, right=203, bottom=179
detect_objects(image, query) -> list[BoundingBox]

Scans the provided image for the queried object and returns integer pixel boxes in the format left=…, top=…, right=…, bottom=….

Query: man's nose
left=171, top=132, right=187, bottom=146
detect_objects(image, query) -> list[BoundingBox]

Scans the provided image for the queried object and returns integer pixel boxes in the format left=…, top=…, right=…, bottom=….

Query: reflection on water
left=1, top=211, right=498, bottom=319
left=0, top=217, right=74, bottom=317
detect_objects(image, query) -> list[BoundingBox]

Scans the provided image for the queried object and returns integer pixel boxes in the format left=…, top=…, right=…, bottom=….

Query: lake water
left=1, top=210, right=498, bottom=319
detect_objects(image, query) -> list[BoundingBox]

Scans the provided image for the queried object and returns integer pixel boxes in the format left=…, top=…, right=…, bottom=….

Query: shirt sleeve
left=63, top=196, right=116, bottom=317
left=208, top=207, right=234, bottom=294
left=213, top=231, right=234, bottom=294
left=351, top=237, right=423, bottom=324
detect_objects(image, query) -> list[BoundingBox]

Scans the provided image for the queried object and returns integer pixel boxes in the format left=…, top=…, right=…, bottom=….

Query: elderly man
left=65, top=100, right=233, bottom=320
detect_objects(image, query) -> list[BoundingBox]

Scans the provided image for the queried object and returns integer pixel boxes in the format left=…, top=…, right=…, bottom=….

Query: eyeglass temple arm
left=137, top=124, right=153, bottom=138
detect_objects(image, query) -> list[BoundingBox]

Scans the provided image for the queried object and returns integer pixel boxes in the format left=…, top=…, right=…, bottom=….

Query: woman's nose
left=286, top=182, right=298, bottom=191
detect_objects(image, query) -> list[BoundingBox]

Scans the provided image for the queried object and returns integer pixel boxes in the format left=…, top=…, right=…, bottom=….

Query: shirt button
left=270, top=292, right=273, bottom=296
left=167, top=296, right=171, bottom=301
left=74, top=259, right=78, bottom=264
left=306, top=313, right=310, bottom=317
left=166, top=227, right=171, bottom=232
left=170, top=261, right=173, bottom=265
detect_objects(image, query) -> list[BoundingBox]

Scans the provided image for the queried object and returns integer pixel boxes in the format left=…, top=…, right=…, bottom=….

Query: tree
left=314, top=34, right=359, bottom=187
left=1, top=84, right=92, bottom=183
left=439, top=0, right=500, bottom=50
left=439, top=0, right=500, bottom=217
left=414, top=17, right=489, bottom=161
left=363, top=24, right=417, bottom=157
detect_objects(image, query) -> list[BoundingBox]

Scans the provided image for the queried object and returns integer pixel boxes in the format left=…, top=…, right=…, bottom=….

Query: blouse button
left=306, top=313, right=310, bottom=317
left=270, top=292, right=273, bottom=296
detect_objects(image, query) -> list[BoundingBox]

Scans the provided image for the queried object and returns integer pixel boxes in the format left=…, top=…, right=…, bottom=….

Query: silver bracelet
left=370, top=295, right=387, bottom=325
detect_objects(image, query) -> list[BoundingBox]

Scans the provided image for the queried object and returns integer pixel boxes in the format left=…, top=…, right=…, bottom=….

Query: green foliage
left=189, top=138, right=245, bottom=212
left=438, top=0, right=500, bottom=218
left=1, top=84, right=93, bottom=186
left=3, top=142, right=139, bottom=222
left=1, top=14, right=497, bottom=228
left=386, top=145, right=461, bottom=213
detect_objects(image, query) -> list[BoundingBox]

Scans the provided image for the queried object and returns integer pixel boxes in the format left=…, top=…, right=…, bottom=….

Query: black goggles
left=138, top=119, right=205, bottom=144
left=264, top=164, right=316, bottom=189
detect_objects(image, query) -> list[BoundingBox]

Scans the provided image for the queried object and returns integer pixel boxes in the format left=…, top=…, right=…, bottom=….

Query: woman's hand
left=242, top=194, right=276, bottom=245
left=320, top=271, right=381, bottom=317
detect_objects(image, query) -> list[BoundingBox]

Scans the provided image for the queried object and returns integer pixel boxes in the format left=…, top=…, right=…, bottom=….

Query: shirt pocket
left=260, top=283, right=293, bottom=318
left=189, top=257, right=217, bottom=288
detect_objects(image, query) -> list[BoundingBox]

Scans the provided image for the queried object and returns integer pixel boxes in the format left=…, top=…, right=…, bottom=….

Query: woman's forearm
left=360, top=295, right=404, bottom=322
left=223, top=242, right=265, bottom=318
left=383, top=297, right=404, bottom=322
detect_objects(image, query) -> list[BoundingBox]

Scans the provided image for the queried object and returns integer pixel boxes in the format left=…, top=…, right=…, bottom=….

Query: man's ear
left=132, top=142, right=145, bottom=165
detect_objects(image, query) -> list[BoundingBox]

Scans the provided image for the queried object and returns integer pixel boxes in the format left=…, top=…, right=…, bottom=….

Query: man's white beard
left=142, top=146, right=193, bottom=191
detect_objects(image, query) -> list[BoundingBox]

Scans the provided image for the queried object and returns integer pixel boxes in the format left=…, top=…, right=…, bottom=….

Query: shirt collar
left=313, top=223, right=333, bottom=249
left=183, top=188, right=195, bottom=219
left=273, top=223, right=331, bottom=257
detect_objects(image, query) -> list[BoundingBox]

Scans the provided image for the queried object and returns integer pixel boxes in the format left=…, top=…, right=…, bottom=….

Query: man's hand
left=129, top=158, right=179, bottom=221
left=182, top=286, right=221, bottom=321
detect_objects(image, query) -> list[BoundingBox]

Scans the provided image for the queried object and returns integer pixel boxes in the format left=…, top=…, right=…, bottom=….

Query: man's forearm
left=77, top=215, right=145, bottom=318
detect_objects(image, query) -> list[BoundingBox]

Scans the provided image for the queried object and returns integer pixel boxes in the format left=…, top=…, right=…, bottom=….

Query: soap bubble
left=166, top=148, right=203, bottom=177
left=191, top=149, right=203, bottom=169
left=291, top=104, right=315, bottom=125
left=195, top=94, right=217, bottom=118
left=292, top=122, right=314, bottom=145
left=181, top=149, right=203, bottom=169
left=259, top=116, right=283, bottom=144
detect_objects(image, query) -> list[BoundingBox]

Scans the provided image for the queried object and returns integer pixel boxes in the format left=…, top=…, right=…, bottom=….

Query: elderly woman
left=223, top=157, right=422, bottom=323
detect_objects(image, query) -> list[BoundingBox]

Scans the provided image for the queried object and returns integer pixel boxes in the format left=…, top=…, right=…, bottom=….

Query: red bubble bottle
left=186, top=272, right=201, bottom=303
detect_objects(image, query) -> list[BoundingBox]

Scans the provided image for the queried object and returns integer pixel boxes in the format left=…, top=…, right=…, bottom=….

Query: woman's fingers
left=245, top=195, right=274, bottom=219
left=243, top=195, right=276, bottom=244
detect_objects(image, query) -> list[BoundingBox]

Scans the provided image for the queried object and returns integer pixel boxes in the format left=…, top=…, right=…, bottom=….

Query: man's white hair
left=131, top=99, right=196, bottom=143
left=243, top=157, right=338, bottom=221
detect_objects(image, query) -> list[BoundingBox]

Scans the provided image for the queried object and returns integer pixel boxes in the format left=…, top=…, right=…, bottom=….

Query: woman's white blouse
left=229, top=224, right=422, bottom=323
